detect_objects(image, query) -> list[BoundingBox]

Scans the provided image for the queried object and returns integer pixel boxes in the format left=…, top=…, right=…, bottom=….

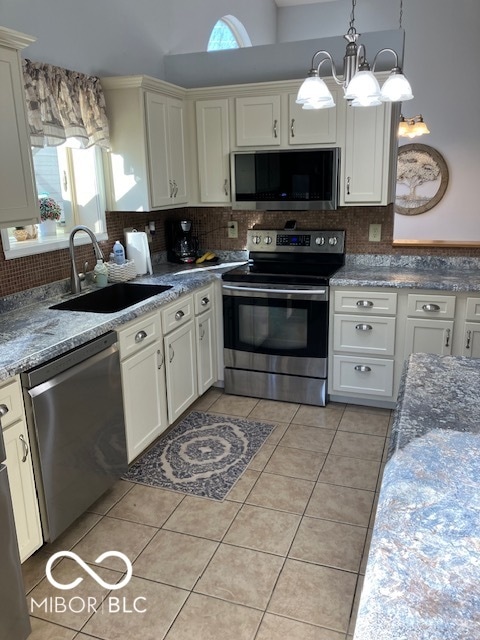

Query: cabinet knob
left=201, top=297, right=209, bottom=306
left=19, top=434, right=29, bottom=463
left=445, top=328, right=451, bottom=348
left=354, top=365, right=372, bottom=373
left=422, top=303, right=440, bottom=312
left=273, top=119, right=278, bottom=138
left=355, top=323, right=373, bottom=331
left=356, top=300, right=374, bottom=308
left=466, top=329, right=472, bottom=350
left=0, top=404, right=8, bottom=417
left=346, top=176, right=351, bottom=195
left=135, top=330, right=148, bottom=343
left=290, top=118, right=295, bottom=137
left=175, top=310, right=185, bottom=321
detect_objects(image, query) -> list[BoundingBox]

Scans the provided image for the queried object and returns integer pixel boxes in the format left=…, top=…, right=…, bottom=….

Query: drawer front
left=118, top=311, right=161, bottom=360
left=406, top=294, right=455, bottom=319
left=333, top=315, right=396, bottom=356
left=334, top=290, right=397, bottom=315
left=465, top=297, right=480, bottom=322
left=162, top=294, right=194, bottom=334
left=332, top=355, right=394, bottom=397
left=194, top=285, right=214, bottom=316
left=0, top=377, right=24, bottom=428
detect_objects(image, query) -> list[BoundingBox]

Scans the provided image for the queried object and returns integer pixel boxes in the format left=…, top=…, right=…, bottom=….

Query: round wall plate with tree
left=395, top=144, right=449, bottom=215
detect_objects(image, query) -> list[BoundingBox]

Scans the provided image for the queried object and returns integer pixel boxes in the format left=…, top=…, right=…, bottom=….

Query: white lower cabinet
left=458, top=297, right=480, bottom=358
left=164, top=320, right=198, bottom=423
left=403, top=293, right=455, bottom=359
left=194, top=285, right=217, bottom=394
left=333, top=355, right=394, bottom=397
left=0, top=377, right=42, bottom=562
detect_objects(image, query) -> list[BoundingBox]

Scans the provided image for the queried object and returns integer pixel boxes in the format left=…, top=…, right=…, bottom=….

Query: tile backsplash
left=1, top=205, right=479, bottom=297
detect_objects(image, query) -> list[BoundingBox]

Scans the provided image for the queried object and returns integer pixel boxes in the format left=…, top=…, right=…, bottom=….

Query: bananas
left=196, top=251, right=216, bottom=264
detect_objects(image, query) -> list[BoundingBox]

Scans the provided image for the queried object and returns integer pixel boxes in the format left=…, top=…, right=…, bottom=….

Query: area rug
left=123, top=411, right=274, bottom=501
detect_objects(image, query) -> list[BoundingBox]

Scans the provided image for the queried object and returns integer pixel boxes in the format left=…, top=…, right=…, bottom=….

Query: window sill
left=3, top=229, right=108, bottom=260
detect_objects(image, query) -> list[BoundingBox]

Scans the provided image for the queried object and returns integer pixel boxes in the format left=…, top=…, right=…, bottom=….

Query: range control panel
left=247, top=229, right=345, bottom=254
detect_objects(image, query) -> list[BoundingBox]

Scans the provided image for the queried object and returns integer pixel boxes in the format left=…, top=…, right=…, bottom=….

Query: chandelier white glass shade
left=398, top=114, right=430, bottom=138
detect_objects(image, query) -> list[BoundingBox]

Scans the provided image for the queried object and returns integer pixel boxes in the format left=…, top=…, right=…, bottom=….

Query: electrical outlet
left=228, top=221, right=238, bottom=239
left=369, top=223, right=382, bottom=242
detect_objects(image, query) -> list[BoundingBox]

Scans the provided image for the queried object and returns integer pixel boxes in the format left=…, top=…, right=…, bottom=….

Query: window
left=2, top=143, right=107, bottom=259
left=207, top=15, right=252, bottom=51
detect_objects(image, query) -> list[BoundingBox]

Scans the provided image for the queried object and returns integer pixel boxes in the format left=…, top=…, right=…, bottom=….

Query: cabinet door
left=145, top=91, right=172, bottom=208
left=196, top=309, right=216, bottom=394
left=342, top=103, right=388, bottom=204
left=196, top=99, right=230, bottom=202
left=404, top=318, right=454, bottom=358
left=0, top=45, right=38, bottom=226
left=121, top=341, right=168, bottom=462
left=288, top=92, right=338, bottom=145
left=167, top=96, right=188, bottom=204
left=462, top=322, right=480, bottom=358
left=235, top=95, right=281, bottom=146
left=4, top=421, right=42, bottom=562
left=164, top=321, right=198, bottom=423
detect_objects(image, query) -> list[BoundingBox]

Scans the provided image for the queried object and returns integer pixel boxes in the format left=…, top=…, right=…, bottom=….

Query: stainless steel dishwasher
left=22, top=331, right=127, bottom=542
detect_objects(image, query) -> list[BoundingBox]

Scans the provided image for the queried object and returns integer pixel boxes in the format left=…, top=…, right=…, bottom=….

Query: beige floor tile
left=268, top=559, right=356, bottom=632
left=88, top=480, right=134, bottom=515
left=163, top=495, right=240, bottom=540
left=165, top=592, right=262, bottom=640
left=72, top=516, right=157, bottom=570
left=247, top=443, right=276, bottom=471
left=107, top=484, right=184, bottom=527
left=227, top=469, right=260, bottom=502
left=256, top=613, right=345, bottom=640
left=194, top=544, right=283, bottom=609
left=264, top=446, right=326, bottom=481
left=265, top=422, right=289, bottom=445
left=29, top=617, right=77, bottom=639
left=306, top=482, right=375, bottom=527
left=192, top=387, right=223, bottom=410
left=289, top=516, right=367, bottom=572
left=43, top=512, right=102, bottom=555
left=343, top=404, right=392, bottom=416
left=279, top=423, right=335, bottom=453
left=319, top=455, right=381, bottom=491
left=329, top=431, right=385, bottom=461
left=22, top=550, right=56, bottom=594
left=208, top=393, right=259, bottom=416
left=82, top=576, right=188, bottom=640
left=224, top=504, right=301, bottom=555
left=246, top=472, right=314, bottom=514
left=293, top=404, right=344, bottom=429
left=133, top=529, right=218, bottom=589
left=338, top=410, right=391, bottom=436
left=249, top=398, right=300, bottom=423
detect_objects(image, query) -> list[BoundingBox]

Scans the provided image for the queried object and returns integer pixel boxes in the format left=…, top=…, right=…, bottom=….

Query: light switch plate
left=369, top=223, right=382, bottom=242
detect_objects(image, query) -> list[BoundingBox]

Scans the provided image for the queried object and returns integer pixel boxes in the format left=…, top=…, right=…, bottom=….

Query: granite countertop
left=353, top=353, right=480, bottom=640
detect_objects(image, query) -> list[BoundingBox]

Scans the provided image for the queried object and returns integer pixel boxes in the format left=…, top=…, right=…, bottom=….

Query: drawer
left=0, top=376, right=24, bottom=428
left=194, top=285, right=214, bottom=315
left=407, top=294, right=455, bottom=319
left=334, top=290, right=397, bottom=315
left=465, top=297, right=480, bottom=322
left=333, top=315, right=396, bottom=356
left=117, top=310, right=161, bottom=360
left=162, top=294, right=194, bottom=334
left=332, top=355, right=394, bottom=397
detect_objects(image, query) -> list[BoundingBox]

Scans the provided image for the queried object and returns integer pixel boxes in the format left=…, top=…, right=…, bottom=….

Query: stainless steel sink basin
left=50, top=282, right=173, bottom=313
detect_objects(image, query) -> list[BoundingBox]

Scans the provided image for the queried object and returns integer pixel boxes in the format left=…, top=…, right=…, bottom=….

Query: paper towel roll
left=125, top=231, right=153, bottom=275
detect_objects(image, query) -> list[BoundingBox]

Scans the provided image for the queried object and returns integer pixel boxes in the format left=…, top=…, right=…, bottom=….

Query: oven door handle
left=222, top=284, right=327, bottom=296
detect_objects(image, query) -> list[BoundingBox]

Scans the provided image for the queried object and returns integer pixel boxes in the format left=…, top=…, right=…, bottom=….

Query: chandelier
left=398, top=114, right=430, bottom=138
left=296, top=0, right=413, bottom=109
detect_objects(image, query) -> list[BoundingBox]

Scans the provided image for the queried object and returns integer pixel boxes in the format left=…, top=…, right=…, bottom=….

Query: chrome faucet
left=69, top=225, right=104, bottom=294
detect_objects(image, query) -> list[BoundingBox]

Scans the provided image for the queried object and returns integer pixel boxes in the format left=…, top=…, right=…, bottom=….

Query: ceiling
left=274, top=0, right=338, bottom=6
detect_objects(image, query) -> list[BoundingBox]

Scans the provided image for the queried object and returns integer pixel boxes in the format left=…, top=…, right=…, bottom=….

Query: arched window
left=207, top=15, right=252, bottom=51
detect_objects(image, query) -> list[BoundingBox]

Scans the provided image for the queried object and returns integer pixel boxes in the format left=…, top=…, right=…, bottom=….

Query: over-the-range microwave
left=231, top=147, right=340, bottom=211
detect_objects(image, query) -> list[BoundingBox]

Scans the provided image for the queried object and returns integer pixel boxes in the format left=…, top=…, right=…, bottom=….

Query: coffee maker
left=166, top=219, right=198, bottom=263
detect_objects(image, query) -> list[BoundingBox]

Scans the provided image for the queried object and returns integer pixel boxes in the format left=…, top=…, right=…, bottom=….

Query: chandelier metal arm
left=372, top=47, right=400, bottom=72
left=311, top=50, right=343, bottom=86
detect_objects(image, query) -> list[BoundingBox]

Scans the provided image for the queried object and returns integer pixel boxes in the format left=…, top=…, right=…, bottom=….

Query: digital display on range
left=276, top=234, right=311, bottom=247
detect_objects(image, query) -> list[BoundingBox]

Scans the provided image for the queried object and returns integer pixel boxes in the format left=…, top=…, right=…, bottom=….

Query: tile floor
left=22, top=389, right=392, bottom=640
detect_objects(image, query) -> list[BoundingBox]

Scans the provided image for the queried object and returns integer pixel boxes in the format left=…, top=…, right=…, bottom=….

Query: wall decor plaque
left=395, top=143, right=449, bottom=216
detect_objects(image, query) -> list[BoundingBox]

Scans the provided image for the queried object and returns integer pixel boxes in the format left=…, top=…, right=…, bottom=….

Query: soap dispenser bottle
left=94, top=259, right=108, bottom=287
left=113, top=240, right=126, bottom=265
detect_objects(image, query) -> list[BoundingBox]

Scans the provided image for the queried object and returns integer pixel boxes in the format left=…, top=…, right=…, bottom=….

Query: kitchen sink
left=50, top=282, right=173, bottom=313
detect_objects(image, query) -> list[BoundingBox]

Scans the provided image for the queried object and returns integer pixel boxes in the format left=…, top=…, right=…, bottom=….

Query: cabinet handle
left=445, top=328, right=451, bottom=348
left=157, top=349, right=164, bottom=369
left=466, top=330, right=472, bottom=350
left=346, top=176, right=351, bottom=195
left=355, top=323, right=373, bottom=331
left=0, top=404, right=8, bottom=418
left=19, top=434, right=29, bottom=463
left=356, top=300, right=374, bottom=308
left=173, top=180, right=178, bottom=197
left=354, top=365, right=372, bottom=373
left=169, top=179, right=174, bottom=198
left=199, top=323, right=205, bottom=340
left=273, top=119, right=278, bottom=138
left=422, top=303, right=440, bottom=312
left=290, top=118, right=295, bottom=137
left=175, top=310, right=185, bottom=321
left=169, top=344, right=174, bottom=363
left=135, top=330, right=148, bottom=343
left=63, top=170, right=68, bottom=192
left=223, top=179, right=229, bottom=196
left=201, top=296, right=209, bottom=306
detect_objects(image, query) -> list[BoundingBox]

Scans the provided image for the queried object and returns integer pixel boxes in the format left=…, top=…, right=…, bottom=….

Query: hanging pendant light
left=296, top=0, right=413, bottom=109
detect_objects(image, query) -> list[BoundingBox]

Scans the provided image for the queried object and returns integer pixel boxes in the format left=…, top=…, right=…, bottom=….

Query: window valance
left=22, top=59, right=110, bottom=149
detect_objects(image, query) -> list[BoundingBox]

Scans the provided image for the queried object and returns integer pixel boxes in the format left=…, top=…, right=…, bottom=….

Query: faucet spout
left=69, top=225, right=105, bottom=294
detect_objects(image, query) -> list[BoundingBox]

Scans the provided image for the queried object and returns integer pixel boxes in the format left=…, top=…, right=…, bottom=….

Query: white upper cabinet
left=195, top=99, right=231, bottom=203
left=0, top=27, right=38, bottom=227
left=288, top=90, right=341, bottom=146
left=235, top=95, right=281, bottom=146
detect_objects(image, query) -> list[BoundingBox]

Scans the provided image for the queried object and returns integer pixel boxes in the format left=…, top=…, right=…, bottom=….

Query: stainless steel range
left=222, top=227, right=345, bottom=406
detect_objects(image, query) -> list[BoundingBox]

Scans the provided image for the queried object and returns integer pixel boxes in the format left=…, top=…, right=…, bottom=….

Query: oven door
left=222, top=282, right=329, bottom=378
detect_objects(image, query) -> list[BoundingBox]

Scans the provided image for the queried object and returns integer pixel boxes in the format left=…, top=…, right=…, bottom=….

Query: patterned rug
left=123, top=411, right=274, bottom=501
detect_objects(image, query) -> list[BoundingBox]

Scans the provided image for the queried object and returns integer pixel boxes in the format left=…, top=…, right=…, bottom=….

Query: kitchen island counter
left=353, top=353, right=480, bottom=640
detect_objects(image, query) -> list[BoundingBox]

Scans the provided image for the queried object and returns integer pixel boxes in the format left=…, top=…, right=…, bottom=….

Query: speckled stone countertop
left=353, top=353, right=480, bottom=640
left=0, top=259, right=246, bottom=382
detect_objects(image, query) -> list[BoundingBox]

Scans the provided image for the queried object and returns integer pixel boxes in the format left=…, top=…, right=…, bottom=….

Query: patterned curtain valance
left=22, top=59, right=110, bottom=149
